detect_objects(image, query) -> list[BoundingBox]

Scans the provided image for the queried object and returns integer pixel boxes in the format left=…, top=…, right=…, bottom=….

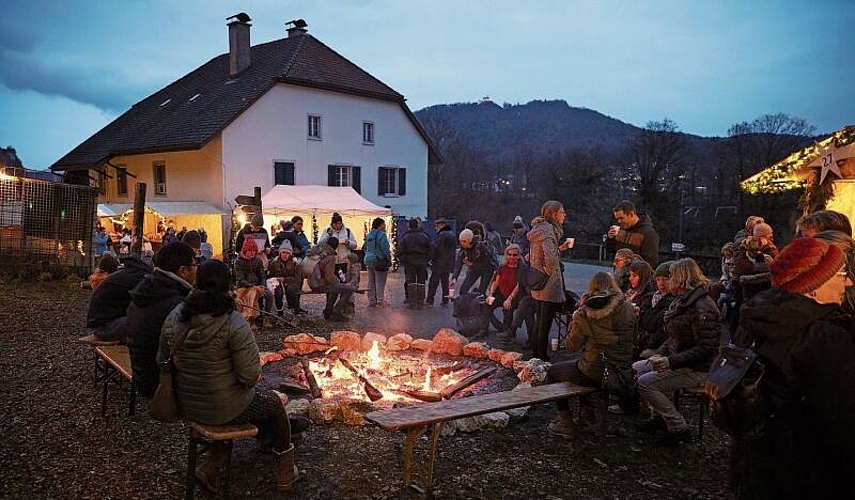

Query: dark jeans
left=458, top=267, right=494, bottom=295
left=511, top=296, right=536, bottom=338
left=427, top=270, right=450, bottom=305
left=488, top=290, right=518, bottom=331
left=273, top=277, right=302, bottom=312
left=322, top=283, right=353, bottom=314
left=405, top=264, right=428, bottom=304
left=532, top=300, right=561, bottom=360
left=547, top=355, right=600, bottom=410
left=230, top=389, right=291, bottom=453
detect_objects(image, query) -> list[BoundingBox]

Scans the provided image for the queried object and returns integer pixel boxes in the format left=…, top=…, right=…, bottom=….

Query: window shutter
left=285, top=163, right=295, bottom=185
left=377, top=167, right=386, bottom=195
left=328, top=165, right=335, bottom=186
left=352, top=166, right=361, bottom=194
left=398, top=168, right=406, bottom=196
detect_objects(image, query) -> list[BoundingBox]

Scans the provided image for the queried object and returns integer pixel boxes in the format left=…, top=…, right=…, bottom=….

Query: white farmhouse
left=52, top=15, right=440, bottom=252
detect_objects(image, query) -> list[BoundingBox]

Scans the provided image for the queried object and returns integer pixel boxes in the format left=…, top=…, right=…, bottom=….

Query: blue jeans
left=633, top=359, right=707, bottom=432
left=366, top=261, right=388, bottom=305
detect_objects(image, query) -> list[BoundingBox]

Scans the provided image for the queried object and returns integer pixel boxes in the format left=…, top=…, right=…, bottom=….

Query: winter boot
left=195, top=441, right=230, bottom=493
left=547, top=410, right=576, bottom=438
left=580, top=395, right=607, bottom=433
left=274, top=443, right=299, bottom=492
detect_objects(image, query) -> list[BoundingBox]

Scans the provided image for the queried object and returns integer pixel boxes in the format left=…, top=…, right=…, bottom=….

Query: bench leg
left=186, top=434, right=199, bottom=500
left=401, top=423, right=444, bottom=493
left=101, top=366, right=116, bottom=417
left=128, top=382, right=137, bottom=416
left=222, top=441, right=233, bottom=500
left=698, top=398, right=705, bottom=439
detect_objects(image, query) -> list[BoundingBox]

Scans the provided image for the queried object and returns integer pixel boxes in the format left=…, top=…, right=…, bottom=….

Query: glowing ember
left=306, top=345, right=479, bottom=403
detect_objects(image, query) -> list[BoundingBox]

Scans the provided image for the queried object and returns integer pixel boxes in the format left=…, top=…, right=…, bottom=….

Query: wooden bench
left=94, top=345, right=136, bottom=417
left=185, top=422, right=258, bottom=500
left=78, top=334, right=120, bottom=383
left=365, top=382, right=599, bottom=492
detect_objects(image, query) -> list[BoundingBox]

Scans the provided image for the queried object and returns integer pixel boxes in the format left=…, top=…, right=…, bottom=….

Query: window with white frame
left=153, top=162, right=167, bottom=195
left=362, top=121, right=374, bottom=144
left=377, top=166, right=406, bottom=197
left=328, top=165, right=362, bottom=193
left=307, top=114, right=321, bottom=139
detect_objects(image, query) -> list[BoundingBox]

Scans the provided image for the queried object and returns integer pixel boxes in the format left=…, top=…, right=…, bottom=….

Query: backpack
left=705, top=343, right=768, bottom=439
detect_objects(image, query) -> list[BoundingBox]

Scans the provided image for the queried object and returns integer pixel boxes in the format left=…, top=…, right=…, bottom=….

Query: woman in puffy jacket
left=159, top=260, right=299, bottom=493
left=633, top=258, right=720, bottom=446
left=545, top=272, right=636, bottom=437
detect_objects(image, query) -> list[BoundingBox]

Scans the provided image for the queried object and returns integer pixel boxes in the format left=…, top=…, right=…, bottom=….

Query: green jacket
left=567, top=292, right=636, bottom=381
left=158, top=305, right=260, bottom=425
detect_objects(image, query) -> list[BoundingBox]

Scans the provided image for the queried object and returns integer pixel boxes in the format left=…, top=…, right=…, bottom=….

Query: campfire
left=303, top=341, right=496, bottom=404
left=259, top=329, right=543, bottom=427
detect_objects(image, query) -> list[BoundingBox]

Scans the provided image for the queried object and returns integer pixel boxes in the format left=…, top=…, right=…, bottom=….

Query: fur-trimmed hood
left=580, top=292, right=626, bottom=320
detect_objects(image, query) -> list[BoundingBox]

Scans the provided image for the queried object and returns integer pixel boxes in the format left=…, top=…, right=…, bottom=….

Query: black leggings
left=229, top=389, right=291, bottom=452
left=532, top=300, right=561, bottom=360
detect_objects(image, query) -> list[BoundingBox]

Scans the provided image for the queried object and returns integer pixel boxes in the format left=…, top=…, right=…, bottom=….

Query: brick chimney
left=227, top=13, right=251, bottom=77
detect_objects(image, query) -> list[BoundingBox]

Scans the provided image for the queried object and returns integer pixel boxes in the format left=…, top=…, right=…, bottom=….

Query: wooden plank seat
left=185, top=422, right=258, bottom=500
left=297, top=288, right=367, bottom=295
left=94, top=345, right=136, bottom=417
left=674, top=385, right=709, bottom=439
left=365, top=382, right=599, bottom=492
left=79, top=334, right=121, bottom=383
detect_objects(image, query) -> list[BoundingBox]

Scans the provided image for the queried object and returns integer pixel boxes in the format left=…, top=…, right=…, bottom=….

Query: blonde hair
left=669, top=258, right=709, bottom=293
left=587, top=271, right=622, bottom=296
left=540, top=200, right=564, bottom=223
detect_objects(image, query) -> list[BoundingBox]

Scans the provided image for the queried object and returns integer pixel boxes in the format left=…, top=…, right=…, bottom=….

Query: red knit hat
left=770, top=238, right=846, bottom=294
left=241, top=237, right=258, bottom=253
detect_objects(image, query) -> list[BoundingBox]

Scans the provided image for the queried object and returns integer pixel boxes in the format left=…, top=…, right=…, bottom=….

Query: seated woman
left=545, top=272, right=635, bottom=437
left=730, top=236, right=854, bottom=498
left=234, top=238, right=274, bottom=325
left=612, top=248, right=640, bottom=293
left=267, top=240, right=304, bottom=316
left=485, top=244, right=524, bottom=337
left=633, top=258, right=720, bottom=445
left=158, top=260, right=300, bottom=492
left=625, top=259, right=655, bottom=305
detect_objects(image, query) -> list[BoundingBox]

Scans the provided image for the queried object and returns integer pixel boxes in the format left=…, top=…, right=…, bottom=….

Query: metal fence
left=0, top=174, right=97, bottom=278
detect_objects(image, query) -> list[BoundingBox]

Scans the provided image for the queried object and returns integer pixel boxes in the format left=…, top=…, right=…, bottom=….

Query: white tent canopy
left=97, top=201, right=223, bottom=217
left=260, top=185, right=391, bottom=217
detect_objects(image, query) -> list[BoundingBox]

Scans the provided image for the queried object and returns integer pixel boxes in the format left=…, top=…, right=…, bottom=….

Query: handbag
left=149, top=325, right=193, bottom=422
left=705, top=343, right=767, bottom=439
left=367, top=233, right=390, bottom=272
left=521, top=263, right=549, bottom=291
left=600, top=351, right=634, bottom=399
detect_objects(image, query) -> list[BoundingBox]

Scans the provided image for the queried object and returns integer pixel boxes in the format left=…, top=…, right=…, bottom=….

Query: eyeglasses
left=506, top=253, right=520, bottom=257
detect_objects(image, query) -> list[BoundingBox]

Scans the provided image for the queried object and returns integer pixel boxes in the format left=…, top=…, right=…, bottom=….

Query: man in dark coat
left=234, top=213, right=271, bottom=256
left=126, top=242, right=197, bottom=398
left=605, top=200, right=660, bottom=267
left=426, top=219, right=457, bottom=307
left=86, top=255, right=152, bottom=341
left=398, top=218, right=432, bottom=309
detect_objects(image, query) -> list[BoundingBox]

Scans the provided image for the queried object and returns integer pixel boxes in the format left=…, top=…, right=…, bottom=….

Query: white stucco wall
left=221, top=84, right=429, bottom=219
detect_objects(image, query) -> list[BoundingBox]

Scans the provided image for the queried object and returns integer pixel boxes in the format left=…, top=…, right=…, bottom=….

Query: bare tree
left=625, top=118, right=690, bottom=221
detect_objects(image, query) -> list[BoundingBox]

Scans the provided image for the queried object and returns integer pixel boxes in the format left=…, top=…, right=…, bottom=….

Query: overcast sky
left=1, top=0, right=853, bottom=170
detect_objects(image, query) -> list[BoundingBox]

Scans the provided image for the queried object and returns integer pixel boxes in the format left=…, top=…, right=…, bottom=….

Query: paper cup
left=551, top=338, right=559, bottom=351
left=566, top=237, right=575, bottom=248
left=486, top=296, right=495, bottom=306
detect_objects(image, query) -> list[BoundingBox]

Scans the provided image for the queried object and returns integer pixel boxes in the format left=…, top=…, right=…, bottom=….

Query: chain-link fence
left=0, top=174, right=97, bottom=278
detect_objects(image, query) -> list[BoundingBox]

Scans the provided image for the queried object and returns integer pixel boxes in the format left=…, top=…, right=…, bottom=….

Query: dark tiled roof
left=53, top=34, right=440, bottom=170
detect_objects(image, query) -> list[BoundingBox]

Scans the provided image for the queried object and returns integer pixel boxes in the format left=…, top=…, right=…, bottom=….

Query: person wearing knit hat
left=729, top=237, right=854, bottom=497
left=319, top=211, right=357, bottom=264
left=752, top=222, right=773, bottom=239
left=509, top=215, right=530, bottom=258
left=234, top=212, right=271, bottom=258
left=234, top=235, right=274, bottom=322
left=654, top=260, right=673, bottom=279
left=268, top=238, right=304, bottom=316
left=770, top=237, right=848, bottom=298
left=631, top=259, right=675, bottom=361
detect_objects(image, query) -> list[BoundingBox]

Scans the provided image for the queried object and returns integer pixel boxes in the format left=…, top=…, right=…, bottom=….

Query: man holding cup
left=605, top=200, right=660, bottom=267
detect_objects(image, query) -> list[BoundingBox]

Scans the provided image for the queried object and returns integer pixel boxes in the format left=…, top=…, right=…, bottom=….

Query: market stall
left=258, top=185, right=393, bottom=246
left=741, top=125, right=855, bottom=223
left=97, top=201, right=226, bottom=253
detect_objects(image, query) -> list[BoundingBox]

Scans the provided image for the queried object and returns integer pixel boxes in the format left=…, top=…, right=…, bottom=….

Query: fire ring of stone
left=256, top=328, right=552, bottom=434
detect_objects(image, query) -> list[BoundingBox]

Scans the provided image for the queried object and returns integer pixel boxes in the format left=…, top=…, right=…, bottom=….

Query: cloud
left=0, top=45, right=150, bottom=113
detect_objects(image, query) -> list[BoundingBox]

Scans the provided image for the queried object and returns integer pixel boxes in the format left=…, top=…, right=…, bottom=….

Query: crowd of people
left=82, top=200, right=855, bottom=496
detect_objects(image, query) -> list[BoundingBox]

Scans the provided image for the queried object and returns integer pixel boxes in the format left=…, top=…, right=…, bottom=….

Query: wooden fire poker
left=338, top=357, right=384, bottom=402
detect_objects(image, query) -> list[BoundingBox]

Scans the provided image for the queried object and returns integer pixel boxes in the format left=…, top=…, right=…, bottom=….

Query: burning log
left=301, top=358, right=322, bottom=399
left=439, top=367, right=497, bottom=400
left=338, top=357, right=384, bottom=402
left=433, top=361, right=464, bottom=376
left=405, top=390, right=443, bottom=402
left=279, top=379, right=310, bottom=394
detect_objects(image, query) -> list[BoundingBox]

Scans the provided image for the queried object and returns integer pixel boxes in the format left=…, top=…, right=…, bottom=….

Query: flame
left=422, top=366, right=432, bottom=391
left=367, top=341, right=381, bottom=370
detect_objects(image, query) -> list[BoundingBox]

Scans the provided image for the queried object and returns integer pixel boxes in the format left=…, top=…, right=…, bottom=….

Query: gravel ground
left=0, top=269, right=734, bottom=499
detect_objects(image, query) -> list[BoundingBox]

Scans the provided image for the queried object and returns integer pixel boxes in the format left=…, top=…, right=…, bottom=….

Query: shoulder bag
left=149, top=325, right=193, bottom=422
left=600, top=351, right=634, bottom=399
left=521, top=263, right=549, bottom=290
left=371, top=233, right=391, bottom=272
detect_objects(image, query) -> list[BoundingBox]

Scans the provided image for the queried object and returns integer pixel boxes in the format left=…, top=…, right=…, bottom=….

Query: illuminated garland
left=311, top=213, right=318, bottom=244
left=390, top=216, right=398, bottom=271
left=741, top=126, right=855, bottom=195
